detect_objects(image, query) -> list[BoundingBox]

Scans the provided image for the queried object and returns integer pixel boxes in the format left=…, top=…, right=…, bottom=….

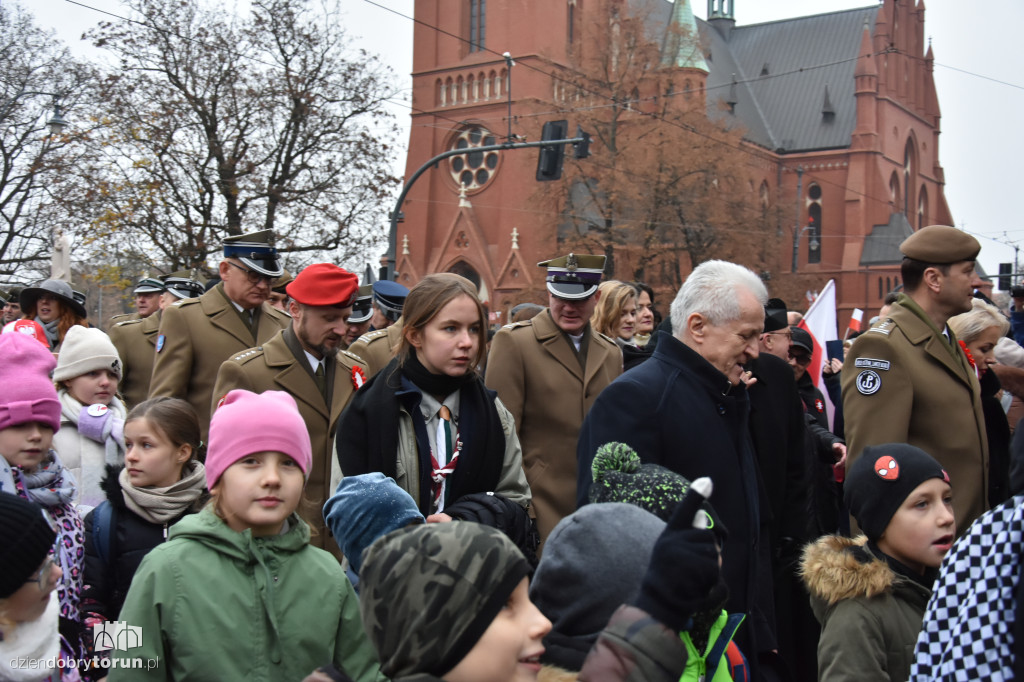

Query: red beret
left=286, top=264, right=359, bottom=307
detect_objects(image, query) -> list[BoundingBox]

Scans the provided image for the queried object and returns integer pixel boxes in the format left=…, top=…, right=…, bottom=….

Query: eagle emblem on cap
left=566, top=253, right=578, bottom=271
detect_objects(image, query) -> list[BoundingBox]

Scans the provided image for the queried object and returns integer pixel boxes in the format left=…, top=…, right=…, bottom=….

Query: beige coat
left=485, top=310, right=621, bottom=542
left=108, top=312, right=161, bottom=410
left=148, top=283, right=290, bottom=439
left=346, top=321, right=403, bottom=377
left=212, top=326, right=367, bottom=556
left=842, top=296, right=989, bottom=531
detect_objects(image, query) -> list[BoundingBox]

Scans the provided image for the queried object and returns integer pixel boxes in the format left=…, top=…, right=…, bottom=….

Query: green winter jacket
left=109, top=507, right=386, bottom=682
left=801, top=535, right=932, bottom=682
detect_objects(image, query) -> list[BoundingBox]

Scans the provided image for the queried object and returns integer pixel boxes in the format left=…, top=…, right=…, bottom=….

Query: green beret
left=900, top=225, right=980, bottom=264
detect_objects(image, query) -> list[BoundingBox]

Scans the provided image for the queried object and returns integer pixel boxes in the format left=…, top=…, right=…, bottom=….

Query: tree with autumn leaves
left=54, top=0, right=400, bottom=277
left=547, top=0, right=788, bottom=294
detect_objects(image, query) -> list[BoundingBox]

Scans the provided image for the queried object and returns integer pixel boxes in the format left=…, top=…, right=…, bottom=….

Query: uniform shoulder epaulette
left=109, top=313, right=134, bottom=323
left=114, top=318, right=144, bottom=328
left=173, top=297, right=200, bottom=308
left=358, top=329, right=389, bottom=344
left=501, top=320, right=533, bottom=331
left=265, top=305, right=291, bottom=320
left=339, top=349, right=367, bottom=366
left=229, top=347, right=264, bottom=363
left=867, top=319, right=896, bottom=336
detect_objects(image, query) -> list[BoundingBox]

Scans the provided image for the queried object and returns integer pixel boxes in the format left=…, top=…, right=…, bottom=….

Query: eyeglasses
left=227, top=260, right=273, bottom=285
left=788, top=351, right=812, bottom=366
left=25, top=556, right=59, bottom=593
left=765, top=330, right=793, bottom=341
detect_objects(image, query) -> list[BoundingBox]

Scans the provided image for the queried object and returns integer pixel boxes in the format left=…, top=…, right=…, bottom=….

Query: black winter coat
left=82, top=465, right=206, bottom=622
left=577, top=331, right=776, bottom=670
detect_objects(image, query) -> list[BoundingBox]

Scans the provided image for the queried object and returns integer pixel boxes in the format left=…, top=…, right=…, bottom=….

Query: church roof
left=661, top=0, right=708, bottom=71
left=699, top=6, right=879, bottom=152
left=860, top=212, right=915, bottom=266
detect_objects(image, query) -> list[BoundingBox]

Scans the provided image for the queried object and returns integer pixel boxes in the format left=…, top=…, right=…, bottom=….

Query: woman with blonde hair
left=949, top=298, right=1016, bottom=504
left=592, top=280, right=650, bottom=370
left=336, top=274, right=533, bottom=550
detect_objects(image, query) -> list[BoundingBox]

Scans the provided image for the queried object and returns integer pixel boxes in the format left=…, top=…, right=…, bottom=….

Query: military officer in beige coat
left=342, top=284, right=373, bottom=349
left=485, top=253, right=622, bottom=544
left=212, top=263, right=367, bottom=555
left=347, top=280, right=409, bottom=376
left=843, top=225, right=989, bottom=532
left=110, top=272, right=204, bottom=409
left=149, top=230, right=290, bottom=439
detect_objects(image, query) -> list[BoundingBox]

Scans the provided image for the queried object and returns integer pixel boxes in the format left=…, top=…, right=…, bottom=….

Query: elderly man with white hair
left=576, top=259, right=779, bottom=679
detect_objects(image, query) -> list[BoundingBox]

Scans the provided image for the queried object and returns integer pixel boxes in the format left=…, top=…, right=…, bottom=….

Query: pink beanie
left=205, top=389, right=312, bottom=488
left=0, top=333, right=60, bottom=432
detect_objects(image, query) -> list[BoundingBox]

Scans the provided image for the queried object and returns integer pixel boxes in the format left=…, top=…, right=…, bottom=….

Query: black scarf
left=336, top=356, right=506, bottom=515
left=400, top=350, right=476, bottom=399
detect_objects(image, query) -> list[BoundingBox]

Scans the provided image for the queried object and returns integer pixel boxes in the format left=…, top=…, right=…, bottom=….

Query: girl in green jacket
left=110, top=390, right=386, bottom=682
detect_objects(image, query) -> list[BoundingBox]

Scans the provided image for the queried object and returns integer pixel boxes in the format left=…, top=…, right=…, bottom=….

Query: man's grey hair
left=670, top=260, right=768, bottom=337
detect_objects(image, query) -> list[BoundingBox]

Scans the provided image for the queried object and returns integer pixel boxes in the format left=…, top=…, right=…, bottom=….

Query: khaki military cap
left=162, top=270, right=206, bottom=300
left=348, top=284, right=374, bottom=324
left=222, top=229, right=283, bottom=277
left=537, top=252, right=606, bottom=300
left=271, top=269, right=294, bottom=294
left=900, top=225, right=980, bottom=264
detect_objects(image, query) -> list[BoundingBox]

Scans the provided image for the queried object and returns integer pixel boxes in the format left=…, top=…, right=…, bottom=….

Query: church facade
left=394, top=0, right=952, bottom=325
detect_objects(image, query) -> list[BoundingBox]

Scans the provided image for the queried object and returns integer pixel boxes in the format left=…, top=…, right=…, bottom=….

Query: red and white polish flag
left=847, top=308, right=864, bottom=335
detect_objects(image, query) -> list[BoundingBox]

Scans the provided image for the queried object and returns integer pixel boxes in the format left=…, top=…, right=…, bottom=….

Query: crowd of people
left=1, top=224, right=1023, bottom=681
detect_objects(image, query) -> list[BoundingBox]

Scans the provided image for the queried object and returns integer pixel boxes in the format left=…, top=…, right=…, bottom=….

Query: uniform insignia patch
left=868, top=320, right=894, bottom=336
left=156, top=334, right=166, bottom=353
left=856, top=370, right=882, bottom=395
left=854, top=358, right=890, bottom=371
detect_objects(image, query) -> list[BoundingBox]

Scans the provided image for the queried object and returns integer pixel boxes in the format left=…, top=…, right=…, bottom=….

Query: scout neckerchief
left=430, top=404, right=461, bottom=510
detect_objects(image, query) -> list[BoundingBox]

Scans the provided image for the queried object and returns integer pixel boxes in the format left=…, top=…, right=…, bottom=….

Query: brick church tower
left=397, top=0, right=952, bottom=325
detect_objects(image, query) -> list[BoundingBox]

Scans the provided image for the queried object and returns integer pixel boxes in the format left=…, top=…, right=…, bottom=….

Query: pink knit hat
left=0, top=333, right=60, bottom=432
left=205, top=390, right=312, bottom=488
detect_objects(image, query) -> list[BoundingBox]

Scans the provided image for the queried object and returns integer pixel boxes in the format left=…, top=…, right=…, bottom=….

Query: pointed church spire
left=661, top=0, right=708, bottom=72
left=854, top=18, right=878, bottom=80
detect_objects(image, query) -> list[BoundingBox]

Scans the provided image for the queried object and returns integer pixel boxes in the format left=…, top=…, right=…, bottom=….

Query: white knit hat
left=995, top=337, right=1024, bottom=370
left=53, top=325, right=123, bottom=382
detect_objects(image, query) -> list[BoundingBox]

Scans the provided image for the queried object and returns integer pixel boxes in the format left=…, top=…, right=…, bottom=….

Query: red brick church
left=393, top=0, right=952, bottom=325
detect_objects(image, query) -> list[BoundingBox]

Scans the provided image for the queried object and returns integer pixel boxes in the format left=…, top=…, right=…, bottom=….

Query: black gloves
left=632, top=478, right=722, bottom=633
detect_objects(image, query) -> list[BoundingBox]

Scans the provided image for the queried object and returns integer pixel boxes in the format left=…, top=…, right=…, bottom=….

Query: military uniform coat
left=347, top=321, right=403, bottom=377
left=211, top=326, right=367, bottom=555
left=842, top=295, right=989, bottom=530
left=108, top=312, right=161, bottom=410
left=148, top=283, right=290, bottom=439
left=485, top=309, right=621, bottom=542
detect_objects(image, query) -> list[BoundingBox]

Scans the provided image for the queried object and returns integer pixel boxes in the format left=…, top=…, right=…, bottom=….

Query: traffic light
left=999, top=263, right=1012, bottom=291
left=573, top=125, right=591, bottom=159
left=536, top=120, right=568, bottom=181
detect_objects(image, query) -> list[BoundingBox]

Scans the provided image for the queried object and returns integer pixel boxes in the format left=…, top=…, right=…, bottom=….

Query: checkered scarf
left=910, top=495, right=1024, bottom=681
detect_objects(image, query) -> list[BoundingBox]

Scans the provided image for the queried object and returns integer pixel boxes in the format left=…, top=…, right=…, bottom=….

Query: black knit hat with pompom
left=589, top=442, right=727, bottom=542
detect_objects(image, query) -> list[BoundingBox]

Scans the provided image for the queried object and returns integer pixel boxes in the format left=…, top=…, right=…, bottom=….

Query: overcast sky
left=36, top=0, right=1024, bottom=283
